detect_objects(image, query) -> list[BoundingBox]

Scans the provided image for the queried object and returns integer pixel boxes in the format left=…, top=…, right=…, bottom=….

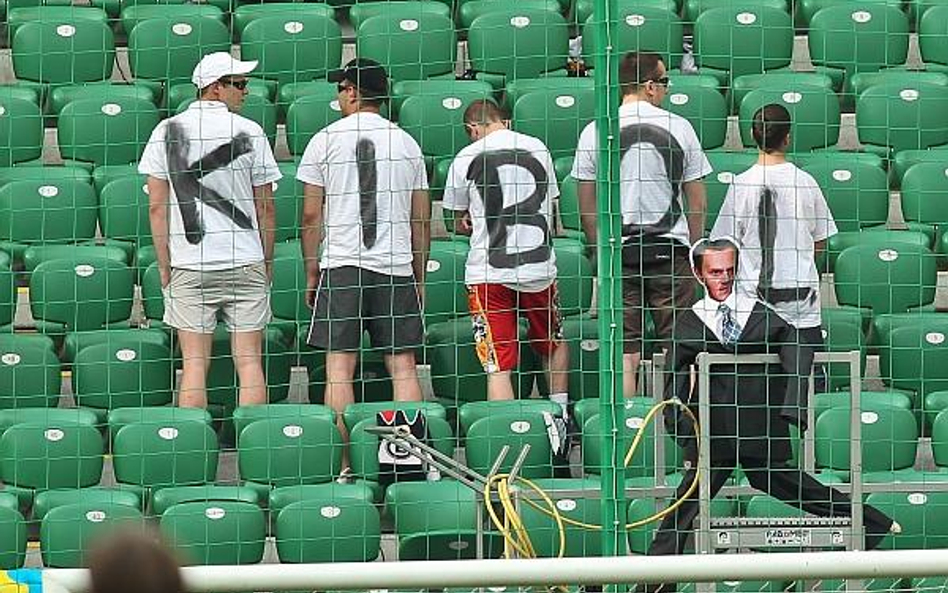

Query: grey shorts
left=163, top=262, right=271, bottom=334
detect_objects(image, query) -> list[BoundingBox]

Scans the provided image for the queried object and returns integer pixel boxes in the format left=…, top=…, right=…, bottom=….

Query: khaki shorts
left=163, top=263, right=271, bottom=334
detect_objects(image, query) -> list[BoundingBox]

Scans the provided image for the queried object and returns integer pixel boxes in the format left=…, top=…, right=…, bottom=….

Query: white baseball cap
left=192, top=52, right=258, bottom=89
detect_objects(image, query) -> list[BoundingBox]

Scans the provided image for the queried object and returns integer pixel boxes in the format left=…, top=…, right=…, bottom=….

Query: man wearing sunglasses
left=298, top=58, right=430, bottom=475
left=572, top=51, right=712, bottom=399
left=140, top=52, right=281, bottom=409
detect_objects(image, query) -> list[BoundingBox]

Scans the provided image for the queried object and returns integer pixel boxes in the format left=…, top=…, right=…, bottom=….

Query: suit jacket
left=664, top=301, right=809, bottom=463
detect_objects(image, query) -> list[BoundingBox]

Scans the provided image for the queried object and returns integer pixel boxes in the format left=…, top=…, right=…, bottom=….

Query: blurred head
left=329, top=57, right=389, bottom=115
left=618, top=51, right=669, bottom=107
left=752, top=103, right=792, bottom=154
left=691, top=238, right=739, bottom=302
left=193, top=52, right=256, bottom=113
left=462, top=99, right=508, bottom=141
left=89, top=529, right=184, bottom=593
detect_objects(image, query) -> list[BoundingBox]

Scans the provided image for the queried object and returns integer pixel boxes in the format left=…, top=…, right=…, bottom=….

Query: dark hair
left=752, top=104, right=792, bottom=153
left=691, top=237, right=739, bottom=272
left=89, top=529, right=185, bottom=593
left=618, top=52, right=664, bottom=96
left=463, top=99, right=507, bottom=126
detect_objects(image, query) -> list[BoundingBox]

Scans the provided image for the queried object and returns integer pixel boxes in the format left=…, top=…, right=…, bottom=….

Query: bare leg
left=177, top=330, right=213, bottom=409
left=624, top=352, right=641, bottom=398
left=486, top=370, right=516, bottom=401
left=325, top=351, right=358, bottom=470
left=231, top=330, right=266, bottom=406
left=384, top=351, right=424, bottom=403
left=543, top=341, right=570, bottom=395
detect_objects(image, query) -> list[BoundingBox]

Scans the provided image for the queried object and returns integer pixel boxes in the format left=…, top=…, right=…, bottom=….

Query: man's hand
left=159, top=265, right=171, bottom=289
left=457, top=211, right=473, bottom=235
left=305, top=266, right=320, bottom=308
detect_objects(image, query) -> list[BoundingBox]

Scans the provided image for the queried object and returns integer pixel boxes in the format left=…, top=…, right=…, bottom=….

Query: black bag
left=621, top=237, right=679, bottom=268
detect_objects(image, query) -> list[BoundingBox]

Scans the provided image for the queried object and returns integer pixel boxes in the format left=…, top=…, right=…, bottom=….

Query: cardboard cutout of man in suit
left=640, top=238, right=898, bottom=591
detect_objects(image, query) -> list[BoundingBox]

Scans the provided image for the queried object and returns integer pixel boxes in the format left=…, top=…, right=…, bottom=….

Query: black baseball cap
left=328, top=58, right=389, bottom=101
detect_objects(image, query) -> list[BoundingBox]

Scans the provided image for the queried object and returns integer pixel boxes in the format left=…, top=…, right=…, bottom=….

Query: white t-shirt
left=710, top=162, right=838, bottom=329
left=571, top=100, right=712, bottom=247
left=296, top=111, right=428, bottom=277
left=443, top=129, right=559, bottom=290
left=138, top=100, right=281, bottom=272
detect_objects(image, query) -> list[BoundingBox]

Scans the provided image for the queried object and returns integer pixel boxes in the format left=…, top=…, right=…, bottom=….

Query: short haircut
left=691, top=237, right=739, bottom=272
left=89, top=530, right=184, bottom=593
left=463, top=99, right=507, bottom=126
left=752, top=104, right=792, bottom=153
left=618, top=51, right=664, bottom=96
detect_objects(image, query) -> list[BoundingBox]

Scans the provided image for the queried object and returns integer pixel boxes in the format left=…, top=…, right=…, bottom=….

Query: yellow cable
left=482, top=398, right=702, bottom=560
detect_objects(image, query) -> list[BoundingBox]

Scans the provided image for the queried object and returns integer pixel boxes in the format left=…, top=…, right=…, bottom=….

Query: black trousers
left=640, top=455, right=895, bottom=592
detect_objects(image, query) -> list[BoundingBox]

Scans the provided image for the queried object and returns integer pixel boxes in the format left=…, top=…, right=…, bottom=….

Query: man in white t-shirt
left=298, top=58, right=430, bottom=472
left=443, top=99, right=570, bottom=416
left=572, top=51, right=712, bottom=398
left=710, top=103, right=838, bottom=382
left=140, top=52, right=281, bottom=409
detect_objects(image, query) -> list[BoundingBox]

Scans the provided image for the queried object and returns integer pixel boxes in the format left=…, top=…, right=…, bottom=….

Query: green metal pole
left=592, top=0, right=626, bottom=561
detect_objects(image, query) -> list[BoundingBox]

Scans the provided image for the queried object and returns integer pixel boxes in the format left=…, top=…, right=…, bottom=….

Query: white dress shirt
left=692, top=288, right=757, bottom=345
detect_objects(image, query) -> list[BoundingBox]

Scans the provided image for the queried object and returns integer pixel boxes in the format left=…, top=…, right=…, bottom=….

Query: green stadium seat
left=276, top=497, right=381, bottom=562
left=41, top=502, right=144, bottom=567
left=29, top=257, right=135, bottom=333
left=47, top=82, right=158, bottom=118
left=519, top=477, right=603, bottom=557
left=824, top=228, right=931, bottom=275
left=0, top=264, right=12, bottom=331
left=703, top=150, right=758, bottom=231
left=121, top=4, right=224, bottom=36
left=729, top=72, right=834, bottom=113
left=815, top=406, right=918, bottom=476
left=512, top=87, right=595, bottom=161
left=426, top=317, right=540, bottom=405
left=900, top=162, right=948, bottom=254
left=661, top=85, right=728, bottom=150
left=582, top=7, right=683, bottom=72
left=240, top=14, right=343, bottom=86
left=865, top=491, right=948, bottom=549
left=273, top=163, right=303, bottom=243
left=851, top=70, right=948, bottom=103
left=582, top=399, right=680, bottom=480
left=150, top=485, right=260, bottom=516
left=31, top=487, right=142, bottom=522
left=684, top=0, right=787, bottom=23
left=892, top=147, right=948, bottom=189
left=557, top=175, right=583, bottom=240
left=467, top=9, right=570, bottom=86
left=268, top=250, right=311, bottom=349
left=107, top=406, right=210, bottom=443
left=0, top=407, right=96, bottom=436
left=738, top=84, right=840, bottom=151
left=465, top=411, right=555, bottom=479
left=814, top=390, right=913, bottom=419
left=385, top=479, right=503, bottom=560
left=284, top=85, right=344, bottom=157
left=560, top=316, right=600, bottom=402
left=0, top=334, right=62, bottom=409
left=113, top=420, right=218, bottom=497
left=929, top=410, right=948, bottom=467
left=880, top=319, right=948, bottom=414
left=459, top=0, right=561, bottom=29
left=799, top=0, right=901, bottom=28
left=809, top=5, right=910, bottom=99
left=57, top=98, right=160, bottom=167
left=350, top=1, right=451, bottom=31
left=343, top=401, right=446, bottom=433
left=238, top=415, right=342, bottom=497
left=97, top=175, right=151, bottom=263
left=820, top=314, right=867, bottom=391
left=0, top=98, right=43, bottom=167
left=11, top=20, right=114, bottom=86
left=356, top=13, right=456, bottom=83
left=232, top=3, right=333, bottom=39
left=0, top=421, right=103, bottom=508
left=139, top=262, right=164, bottom=328
left=856, top=82, right=948, bottom=157
left=268, top=482, right=376, bottom=515
left=693, top=7, right=793, bottom=86
left=458, top=399, right=561, bottom=436
left=231, top=403, right=334, bottom=443
left=919, top=6, right=948, bottom=71
left=72, top=340, right=174, bottom=422
left=803, top=160, right=889, bottom=235
left=503, top=77, right=593, bottom=113
left=6, top=5, right=107, bottom=42
left=127, top=15, right=230, bottom=98
left=398, top=83, right=494, bottom=164
left=23, top=244, right=128, bottom=272
left=0, top=506, right=26, bottom=568
left=424, top=239, right=470, bottom=326
left=0, top=179, right=98, bottom=265
left=833, top=243, right=937, bottom=319
left=349, top=415, right=454, bottom=483
left=574, top=0, right=677, bottom=25
left=553, top=237, right=593, bottom=316
left=160, top=500, right=265, bottom=565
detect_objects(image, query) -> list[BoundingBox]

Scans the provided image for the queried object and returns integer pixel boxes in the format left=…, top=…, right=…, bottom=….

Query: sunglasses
left=337, top=83, right=354, bottom=93
left=220, top=78, right=249, bottom=91
left=650, top=76, right=671, bottom=87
